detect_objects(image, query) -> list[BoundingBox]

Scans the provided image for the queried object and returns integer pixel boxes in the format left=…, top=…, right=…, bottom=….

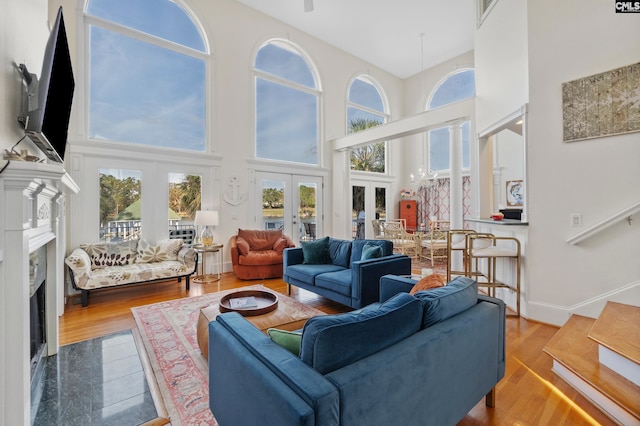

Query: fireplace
left=0, top=161, right=79, bottom=425
left=29, top=246, right=47, bottom=379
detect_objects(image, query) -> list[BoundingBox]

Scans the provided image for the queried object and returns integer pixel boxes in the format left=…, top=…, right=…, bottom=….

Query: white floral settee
left=65, top=238, right=198, bottom=306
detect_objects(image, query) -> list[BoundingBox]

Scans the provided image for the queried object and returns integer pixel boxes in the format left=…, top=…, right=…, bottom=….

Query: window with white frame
left=427, top=69, right=475, bottom=172
left=254, top=40, right=320, bottom=165
left=347, top=75, right=388, bottom=173
left=85, top=0, right=207, bottom=151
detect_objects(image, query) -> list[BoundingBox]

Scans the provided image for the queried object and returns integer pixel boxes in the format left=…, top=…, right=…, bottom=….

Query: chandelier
left=410, top=166, right=438, bottom=189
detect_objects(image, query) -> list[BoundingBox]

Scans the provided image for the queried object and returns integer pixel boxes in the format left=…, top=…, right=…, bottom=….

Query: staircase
left=544, top=302, right=640, bottom=425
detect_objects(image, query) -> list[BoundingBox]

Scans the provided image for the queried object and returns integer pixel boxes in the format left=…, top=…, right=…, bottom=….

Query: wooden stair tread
left=589, top=301, right=640, bottom=364
left=543, top=314, right=640, bottom=420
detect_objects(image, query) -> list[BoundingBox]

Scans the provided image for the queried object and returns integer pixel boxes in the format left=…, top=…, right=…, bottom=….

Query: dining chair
left=419, top=220, right=450, bottom=267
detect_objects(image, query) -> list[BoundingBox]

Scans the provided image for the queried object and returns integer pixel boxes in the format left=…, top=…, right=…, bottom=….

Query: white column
left=449, top=122, right=463, bottom=230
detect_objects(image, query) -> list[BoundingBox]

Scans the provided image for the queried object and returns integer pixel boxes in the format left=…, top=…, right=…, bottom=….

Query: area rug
left=131, top=285, right=319, bottom=426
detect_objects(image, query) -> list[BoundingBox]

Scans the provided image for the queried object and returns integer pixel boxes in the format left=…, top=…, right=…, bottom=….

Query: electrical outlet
left=570, top=213, right=583, bottom=227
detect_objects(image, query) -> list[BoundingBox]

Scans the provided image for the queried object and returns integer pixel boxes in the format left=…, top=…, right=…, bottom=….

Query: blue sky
left=87, top=0, right=205, bottom=151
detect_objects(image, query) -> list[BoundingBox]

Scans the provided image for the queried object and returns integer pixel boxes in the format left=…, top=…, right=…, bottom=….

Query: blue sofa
left=208, top=276, right=506, bottom=426
left=283, top=238, right=411, bottom=308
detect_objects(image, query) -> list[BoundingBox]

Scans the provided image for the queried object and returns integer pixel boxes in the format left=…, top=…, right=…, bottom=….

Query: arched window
left=254, top=40, right=320, bottom=165
left=427, top=69, right=475, bottom=172
left=85, top=0, right=207, bottom=151
left=347, top=75, right=388, bottom=173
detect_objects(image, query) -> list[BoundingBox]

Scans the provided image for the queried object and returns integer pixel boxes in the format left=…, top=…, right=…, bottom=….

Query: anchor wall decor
left=223, top=175, right=247, bottom=206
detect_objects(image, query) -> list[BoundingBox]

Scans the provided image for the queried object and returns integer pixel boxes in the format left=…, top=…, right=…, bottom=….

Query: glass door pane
left=352, top=185, right=365, bottom=239
left=99, top=169, right=142, bottom=242
left=352, top=181, right=390, bottom=239
left=255, top=172, right=323, bottom=245
left=296, top=176, right=322, bottom=242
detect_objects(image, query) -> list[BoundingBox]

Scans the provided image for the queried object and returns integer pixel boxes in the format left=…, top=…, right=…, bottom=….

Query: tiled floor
left=31, top=330, right=157, bottom=425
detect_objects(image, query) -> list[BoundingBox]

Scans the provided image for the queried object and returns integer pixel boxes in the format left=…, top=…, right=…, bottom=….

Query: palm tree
left=179, top=175, right=201, bottom=219
left=349, top=118, right=385, bottom=173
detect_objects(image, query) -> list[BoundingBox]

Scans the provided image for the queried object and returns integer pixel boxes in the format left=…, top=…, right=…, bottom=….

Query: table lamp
left=195, top=210, right=219, bottom=246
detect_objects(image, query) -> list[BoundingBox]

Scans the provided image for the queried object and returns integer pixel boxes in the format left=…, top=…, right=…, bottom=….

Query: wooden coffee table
left=197, top=288, right=325, bottom=359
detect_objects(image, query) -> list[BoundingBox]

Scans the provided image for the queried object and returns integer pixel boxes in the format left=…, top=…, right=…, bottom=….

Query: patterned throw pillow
left=80, top=240, right=138, bottom=269
left=136, top=238, right=183, bottom=264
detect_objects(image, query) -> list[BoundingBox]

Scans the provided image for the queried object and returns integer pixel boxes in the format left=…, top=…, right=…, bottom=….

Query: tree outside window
left=347, top=76, right=388, bottom=173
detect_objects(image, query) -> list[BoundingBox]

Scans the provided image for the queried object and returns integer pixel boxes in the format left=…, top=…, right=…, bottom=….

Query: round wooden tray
left=219, top=290, right=279, bottom=316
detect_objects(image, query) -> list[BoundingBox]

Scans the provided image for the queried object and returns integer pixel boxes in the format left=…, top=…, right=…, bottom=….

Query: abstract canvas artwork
left=562, top=62, right=640, bottom=142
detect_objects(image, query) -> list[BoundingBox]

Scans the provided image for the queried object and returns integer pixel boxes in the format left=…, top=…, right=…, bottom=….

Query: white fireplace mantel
left=0, top=160, right=79, bottom=425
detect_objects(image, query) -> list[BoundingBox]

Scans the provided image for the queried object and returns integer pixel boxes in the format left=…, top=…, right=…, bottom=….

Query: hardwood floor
left=59, top=273, right=615, bottom=425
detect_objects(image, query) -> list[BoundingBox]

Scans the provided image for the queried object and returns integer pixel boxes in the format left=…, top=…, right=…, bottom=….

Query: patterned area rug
left=132, top=285, right=293, bottom=425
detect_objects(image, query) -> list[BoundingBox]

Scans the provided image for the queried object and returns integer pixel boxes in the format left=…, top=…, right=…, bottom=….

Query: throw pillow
left=360, top=242, right=383, bottom=260
left=412, top=276, right=478, bottom=328
left=80, top=240, right=138, bottom=269
left=409, top=274, right=446, bottom=295
left=136, top=238, right=182, bottom=263
left=272, top=237, right=288, bottom=254
left=267, top=328, right=302, bottom=356
left=161, top=239, right=183, bottom=260
left=236, top=236, right=250, bottom=256
left=301, top=236, right=331, bottom=264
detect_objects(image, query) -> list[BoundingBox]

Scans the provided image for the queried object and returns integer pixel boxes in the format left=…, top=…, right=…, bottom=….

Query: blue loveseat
left=208, top=276, right=506, bottom=426
left=283, top=238, right=411, bottom=308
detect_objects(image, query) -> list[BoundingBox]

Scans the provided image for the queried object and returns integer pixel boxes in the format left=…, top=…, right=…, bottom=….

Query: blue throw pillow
left=360, top=242, right=383, bottom=260
left=328, top=238, right=352, bottom=268
left=413, top=276, right=478, bottom=328
left=301, top=236, right=331, bottom=264
left=300, top=292, right=422, bottom=374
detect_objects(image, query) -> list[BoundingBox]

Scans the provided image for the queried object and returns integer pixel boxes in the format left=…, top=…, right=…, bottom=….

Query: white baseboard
left=552, top=361, right=639, bottom=426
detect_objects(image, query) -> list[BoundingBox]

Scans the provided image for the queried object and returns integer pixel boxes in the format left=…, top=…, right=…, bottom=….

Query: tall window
left=254, top=40, right=320, bottom=165
left=99, top=169, right=142, bottom=242
left=85, top=0, right=207, bottom=151
left=427, top=69, right=475, bottom=172
left=347, top=76, right=388, bottom=173
left=168, top=173, right=202, bottom=228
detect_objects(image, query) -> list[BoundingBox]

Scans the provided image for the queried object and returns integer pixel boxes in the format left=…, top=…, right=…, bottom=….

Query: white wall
left=495, top=129, right=523, bottom=209
left=524, top=0, right=640, bottom=323
left=0, top=0, right=49, bottom=158
left=474, top=0, right=529, bottom=132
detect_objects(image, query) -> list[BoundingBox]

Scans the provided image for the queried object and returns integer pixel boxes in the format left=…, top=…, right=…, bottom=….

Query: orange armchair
left=230, top=229, right=295, bottom=280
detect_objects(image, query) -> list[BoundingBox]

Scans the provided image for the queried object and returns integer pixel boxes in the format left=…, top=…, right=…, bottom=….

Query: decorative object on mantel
left=3, top=149, right=41, bottom=162
left=222, top=175, right=247, bottom=206
left=562, top=61, right=640, bottom=142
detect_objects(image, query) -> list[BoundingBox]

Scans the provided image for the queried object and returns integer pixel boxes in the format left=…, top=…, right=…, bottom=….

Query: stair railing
left=566, top=201, right=640, bottom=245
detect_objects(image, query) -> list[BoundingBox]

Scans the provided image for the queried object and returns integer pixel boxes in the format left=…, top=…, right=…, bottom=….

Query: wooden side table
left=193, top=243, right=223, bottom=283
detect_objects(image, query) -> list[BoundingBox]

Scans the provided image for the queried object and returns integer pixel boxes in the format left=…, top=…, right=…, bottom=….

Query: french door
left=351, top=179, right=390, bottom=239
left=254, top=172, right=323, bottom=245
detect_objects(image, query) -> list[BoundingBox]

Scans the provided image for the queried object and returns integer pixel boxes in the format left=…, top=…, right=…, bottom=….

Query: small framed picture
left=506, top=180, right=523, bottom=206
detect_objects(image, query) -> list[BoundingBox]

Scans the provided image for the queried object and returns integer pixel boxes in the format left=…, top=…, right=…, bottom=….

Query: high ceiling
left=235, top=0, right=476, bottom=79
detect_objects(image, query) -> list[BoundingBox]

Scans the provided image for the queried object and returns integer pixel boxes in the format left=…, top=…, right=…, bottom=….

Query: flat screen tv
left=21, top=7, right=75, bottom=163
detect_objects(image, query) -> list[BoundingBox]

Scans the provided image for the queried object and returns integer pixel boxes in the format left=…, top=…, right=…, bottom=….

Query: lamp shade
left=194, top=210, right=219, bottom=226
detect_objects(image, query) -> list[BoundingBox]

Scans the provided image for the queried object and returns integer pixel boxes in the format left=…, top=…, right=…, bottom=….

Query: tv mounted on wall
left=18, top=6, right=75, bottom=163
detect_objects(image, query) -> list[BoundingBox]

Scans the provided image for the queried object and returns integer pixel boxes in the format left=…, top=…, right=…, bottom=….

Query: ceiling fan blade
left=304, top=0, right=314, bottom=12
